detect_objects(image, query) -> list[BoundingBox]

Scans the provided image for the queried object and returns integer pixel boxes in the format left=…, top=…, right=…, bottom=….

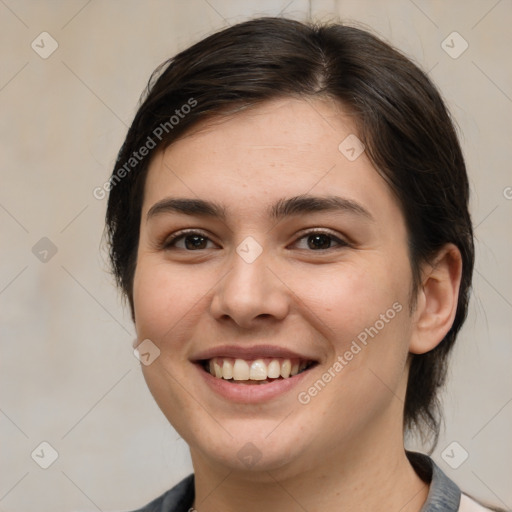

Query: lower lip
left=194, top=364, right=314, bottom=403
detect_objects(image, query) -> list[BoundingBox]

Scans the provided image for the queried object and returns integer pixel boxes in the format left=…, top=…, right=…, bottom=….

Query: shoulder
left=406, top=451, right=508, bottom=512
left=125, top=474, right=195, bottom=512
left=459, top=493, right=510, bottom=512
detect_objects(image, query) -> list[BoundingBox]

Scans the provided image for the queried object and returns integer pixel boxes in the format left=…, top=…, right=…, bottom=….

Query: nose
left=209, top=243, right=290, bottom=329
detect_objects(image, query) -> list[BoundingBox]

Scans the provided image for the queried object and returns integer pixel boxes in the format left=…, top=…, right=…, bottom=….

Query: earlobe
left=409, top=243, right=463, bottom=355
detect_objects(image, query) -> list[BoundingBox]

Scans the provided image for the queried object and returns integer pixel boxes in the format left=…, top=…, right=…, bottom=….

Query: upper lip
left=191, top=344, right=319, bottom=362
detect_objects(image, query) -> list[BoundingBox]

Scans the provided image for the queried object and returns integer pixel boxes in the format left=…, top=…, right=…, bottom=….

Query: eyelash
left=161, top=228, right=349, bottom=251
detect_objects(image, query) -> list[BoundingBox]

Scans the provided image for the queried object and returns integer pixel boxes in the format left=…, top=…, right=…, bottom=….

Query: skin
left=132, top=97, right=462, bottom=512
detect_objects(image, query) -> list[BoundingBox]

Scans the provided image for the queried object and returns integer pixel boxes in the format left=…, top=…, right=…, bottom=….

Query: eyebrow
left=146, top=194, right=374, bottom=222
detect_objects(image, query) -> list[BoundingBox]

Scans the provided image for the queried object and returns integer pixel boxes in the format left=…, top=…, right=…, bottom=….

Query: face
left=133, top=97, right=417, bottom=478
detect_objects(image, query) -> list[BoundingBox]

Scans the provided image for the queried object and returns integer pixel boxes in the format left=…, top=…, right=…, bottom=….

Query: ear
left=409, top=243, right=463, bottom=355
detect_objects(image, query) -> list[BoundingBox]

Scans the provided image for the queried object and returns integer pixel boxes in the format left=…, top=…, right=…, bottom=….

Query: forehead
left=170, top=96, right=356, bottom=163
left=141, top=97, right=401, bottom=225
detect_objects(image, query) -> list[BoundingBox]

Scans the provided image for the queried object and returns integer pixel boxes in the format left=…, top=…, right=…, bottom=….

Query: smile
left=202, top=357, right=316, bottom=385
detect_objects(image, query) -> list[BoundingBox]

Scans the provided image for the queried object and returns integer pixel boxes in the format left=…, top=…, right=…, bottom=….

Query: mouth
left=199, top=357, right=317, bottom=385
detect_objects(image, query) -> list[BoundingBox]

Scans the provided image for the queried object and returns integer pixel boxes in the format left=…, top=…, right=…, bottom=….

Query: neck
left=190, top=420, right=429, bottom=512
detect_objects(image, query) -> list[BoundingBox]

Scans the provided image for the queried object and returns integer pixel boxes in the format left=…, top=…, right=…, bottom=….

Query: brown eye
left=163, top=231, right=216, bottom=250
left=294, top=230, right=348, bottom=251
left=183, top=234, right=209, bottom=250
left=307, top=233, right=333, bottom=250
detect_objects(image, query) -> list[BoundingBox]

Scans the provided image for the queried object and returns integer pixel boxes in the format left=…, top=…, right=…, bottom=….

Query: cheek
left=133, top=256, right=203, bottom=339
left=282, top=257, right=410, bottom=339
left=284, top=257, right=413, bottom=414
left=291, top=265, right=411, bottom=440
left=132, top=258, right=210, bottom=435
left=300, top=261, right=412, bottom=384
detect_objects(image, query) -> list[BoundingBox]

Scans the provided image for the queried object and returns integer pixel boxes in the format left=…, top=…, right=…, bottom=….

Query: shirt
left=127, top=451, right=500, bottom=512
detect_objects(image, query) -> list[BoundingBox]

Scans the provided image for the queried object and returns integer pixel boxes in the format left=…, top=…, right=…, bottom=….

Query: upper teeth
left=207, top=358, right=311, bottom=381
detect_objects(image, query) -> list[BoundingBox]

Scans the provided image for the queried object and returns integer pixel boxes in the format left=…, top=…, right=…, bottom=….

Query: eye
left=163, top=230, right=217, bottom=250
left=161, top=229, right=349, bottom=251
left=293, top=230, right=349, bottom=251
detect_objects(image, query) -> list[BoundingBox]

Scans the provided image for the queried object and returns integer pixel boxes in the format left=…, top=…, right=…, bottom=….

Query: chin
left=187, top=421, right=315, bottom=478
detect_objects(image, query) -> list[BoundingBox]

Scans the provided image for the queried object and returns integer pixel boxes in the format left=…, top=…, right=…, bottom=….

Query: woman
left=105, top=17, right=503, bottom=512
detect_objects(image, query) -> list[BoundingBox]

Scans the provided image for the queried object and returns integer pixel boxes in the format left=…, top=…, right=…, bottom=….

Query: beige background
left=0, top=1, right=511, bottom=511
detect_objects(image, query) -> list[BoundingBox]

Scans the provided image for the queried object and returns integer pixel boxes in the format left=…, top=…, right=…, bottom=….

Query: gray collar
left=407, top=451, right=461, bottom=511
left=131, top=451, right=461, bottom=511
